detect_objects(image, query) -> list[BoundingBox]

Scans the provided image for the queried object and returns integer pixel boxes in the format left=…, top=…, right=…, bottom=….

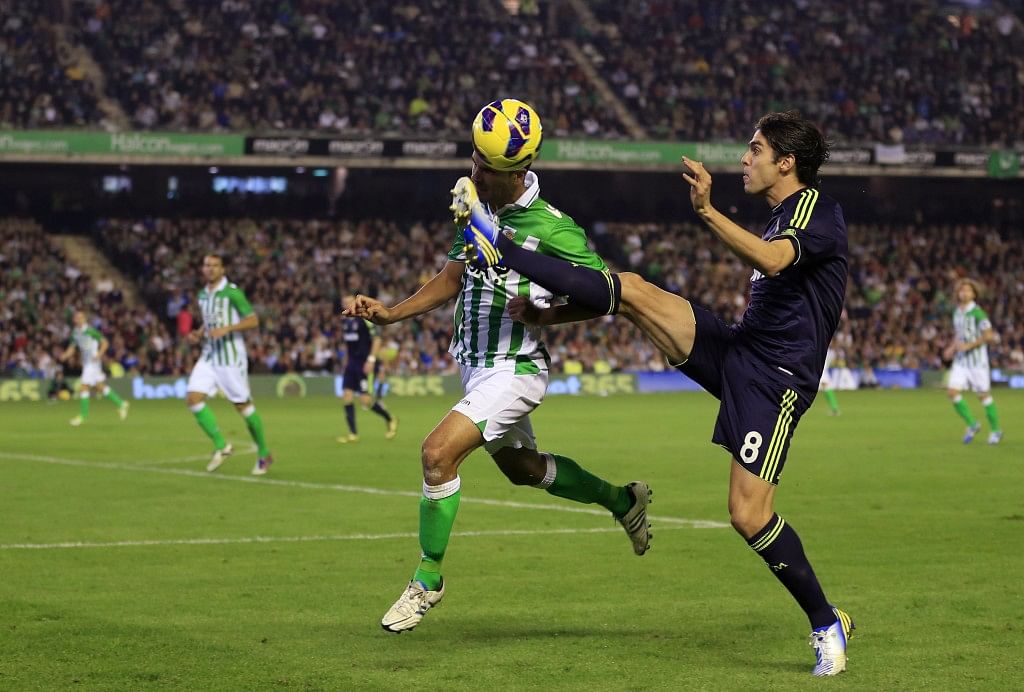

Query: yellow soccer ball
left=58, top=390, right=71, bottom=401
left=472, top=99, right=543, bottom=171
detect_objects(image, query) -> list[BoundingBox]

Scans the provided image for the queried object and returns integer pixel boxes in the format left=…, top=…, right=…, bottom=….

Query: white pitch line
left=0, top=525, right=693, bottom=551
left=140, top=446, right=259, bottom=466
left=0, top=451, right=728, bottom=528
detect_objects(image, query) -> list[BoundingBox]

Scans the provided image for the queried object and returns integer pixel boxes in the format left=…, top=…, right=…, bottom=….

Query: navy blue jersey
left=735, top=188, right=848, bottom=393
left=343, top=317, right=378, bottom=364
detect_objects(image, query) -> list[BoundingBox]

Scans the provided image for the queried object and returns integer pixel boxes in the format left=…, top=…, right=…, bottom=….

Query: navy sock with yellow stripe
left=747, top=513, right=835, bottom=630
left=494, top=233, right=621, bottom=315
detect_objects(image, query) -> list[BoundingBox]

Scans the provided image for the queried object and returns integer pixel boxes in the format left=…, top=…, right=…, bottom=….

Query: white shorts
left=948, top=363, right=991, bottom=393
left=80, top=362, right=107, bottom=387
left=452, top=364, right=548, bottom=454
left=818, top=370, right=833, bottom=390
left=187, top=358, right=252, bottom=403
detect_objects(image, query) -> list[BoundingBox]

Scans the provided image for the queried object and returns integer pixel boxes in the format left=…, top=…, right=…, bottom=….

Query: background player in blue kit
left=460, top=111, right=855, bottom=677
left=338, top=294, right=397, bottom=443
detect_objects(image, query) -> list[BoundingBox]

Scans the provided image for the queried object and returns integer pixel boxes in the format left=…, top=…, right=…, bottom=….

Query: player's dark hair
left=754, top=111, right=830, bottom=187
left=205, top=251, right=229, bottom=266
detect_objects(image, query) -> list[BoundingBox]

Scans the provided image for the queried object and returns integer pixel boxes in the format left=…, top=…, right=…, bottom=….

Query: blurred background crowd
left=1, top=0, right=1022, bottom=383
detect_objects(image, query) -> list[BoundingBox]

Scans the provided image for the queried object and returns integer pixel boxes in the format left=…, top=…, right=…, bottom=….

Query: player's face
left=202, top=255, right=225, bottom=284
left=957, top=282, right=976, bottom=304
left=470, top=152, right=520, bottom=207
left=72, top=311, right=85, bottom=328
left=741, top=130, right=787, bottom=196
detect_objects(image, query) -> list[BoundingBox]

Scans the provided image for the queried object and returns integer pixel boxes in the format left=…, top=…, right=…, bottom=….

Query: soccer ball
left=472, top=99, right=543, bottom=171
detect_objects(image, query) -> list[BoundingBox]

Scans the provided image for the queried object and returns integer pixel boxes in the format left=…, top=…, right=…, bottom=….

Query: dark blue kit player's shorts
left=676, top=304, right=812, bottom=484
left=342, top=361, right=370, bottom=394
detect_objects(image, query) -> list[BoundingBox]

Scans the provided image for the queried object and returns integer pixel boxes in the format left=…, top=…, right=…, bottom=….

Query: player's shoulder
left=510, top=196, right=579, bottom=228
left=784, top=188, right=844, bottom=230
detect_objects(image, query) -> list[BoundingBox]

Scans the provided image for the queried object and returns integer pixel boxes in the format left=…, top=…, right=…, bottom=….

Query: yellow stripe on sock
left=750, top=515, right=786, bottom=552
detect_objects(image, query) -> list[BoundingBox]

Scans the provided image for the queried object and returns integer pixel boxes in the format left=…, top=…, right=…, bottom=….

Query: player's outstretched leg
left=101, top=385, right=128, bottom=420
left=240, top=404, right=272, bottom=475
left=453, top=177, right=622, bottom=315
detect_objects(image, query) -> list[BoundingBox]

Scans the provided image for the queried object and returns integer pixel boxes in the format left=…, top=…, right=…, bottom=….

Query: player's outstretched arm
left=346, top=261, right=465, bottom=325
left=681, top=156, right=795, bottom=276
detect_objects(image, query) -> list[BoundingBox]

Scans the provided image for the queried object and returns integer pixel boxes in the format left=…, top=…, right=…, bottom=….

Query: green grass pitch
left=1, top=389, right=1021, bottom=690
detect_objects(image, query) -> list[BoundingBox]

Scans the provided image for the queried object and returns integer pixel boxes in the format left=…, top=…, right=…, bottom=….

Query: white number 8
left=740, top=431, right=763, bottom=463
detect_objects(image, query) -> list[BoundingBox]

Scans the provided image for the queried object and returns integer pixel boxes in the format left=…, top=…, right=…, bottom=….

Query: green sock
left=546, top=454, right=631, bottom=516
left=192, top=404, right=226, bottom=449
left=79, top=393, right=90, bottom=419
left=103, top=387, right=124, bottom=407
left=953, top=398, right=977, bottom=426
left=984, top=400, right=1001, bottom=432
left=412, top=484, right=461, bottom=590
left=244, top=410, right=270, bottom=457
left=823, top=389, right=839, bottom=413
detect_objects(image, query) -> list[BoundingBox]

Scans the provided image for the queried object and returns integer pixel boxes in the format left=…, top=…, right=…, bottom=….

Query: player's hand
left=209, top=326, right=230, bottom=339
left=508, top=296, right=543, bottom=325
left=681, top=156, right=714, bottom=216
left=942, top=344, right=956, bottom=360
left=345, top=294, right=393, bottom=325
left=363, top=359, right=375, bottom=375
left=187, top=328, right=203, bottom=344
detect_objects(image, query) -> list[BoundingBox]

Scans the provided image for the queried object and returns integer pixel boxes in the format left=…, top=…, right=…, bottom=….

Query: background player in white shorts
left=943, top=278, right=1002, bottom=444
left=186, top=253, right=274, bottom=475
left=60, top=310, right=129, bottom=426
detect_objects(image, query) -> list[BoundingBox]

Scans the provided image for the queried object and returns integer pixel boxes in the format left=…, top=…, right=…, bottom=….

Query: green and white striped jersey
left=73, top=325, right=104, bottom=368
left=952, top=301, right=991, bottom=368
left=198, top=277, right=254, bottom=366
left=447, top=172, right=607, bottom=374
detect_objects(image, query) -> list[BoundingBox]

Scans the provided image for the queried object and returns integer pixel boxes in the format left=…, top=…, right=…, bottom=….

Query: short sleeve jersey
left=737, top=188, right=849, bottom=392
left=343, top=317, right=378, bottom=364
left=198, top=276, right=253, bottom=366
left=952, top=301, right=991, bottom=369
left=447, top=171, right=606, bottom=374
left=73, top=325, right=104, bottom=368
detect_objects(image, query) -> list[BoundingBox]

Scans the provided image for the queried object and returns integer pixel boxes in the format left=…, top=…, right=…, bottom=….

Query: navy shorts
left=342, top=362, right=370, bottom=394
left=676, top=304, right=811, bottom=484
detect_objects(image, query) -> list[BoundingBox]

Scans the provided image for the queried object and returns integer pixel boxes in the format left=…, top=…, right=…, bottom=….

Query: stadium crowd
left=0, top=1, right=102, bottom=129
left=4, top=215, right=1020, bottom=383
left=586, top=0, right=1023, bottom=144
left=2, top=0, right=1017, bottom=145
left=69, top=0, right=629, bottom=138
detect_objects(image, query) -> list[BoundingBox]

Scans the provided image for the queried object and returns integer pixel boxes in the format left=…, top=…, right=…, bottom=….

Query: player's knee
left=420, top=440, right=454, bottom=480
left=728, top=504, right=772, bottom=539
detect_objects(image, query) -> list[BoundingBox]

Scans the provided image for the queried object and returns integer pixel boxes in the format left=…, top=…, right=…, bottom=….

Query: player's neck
left=765, top=178, right=807, bottom=208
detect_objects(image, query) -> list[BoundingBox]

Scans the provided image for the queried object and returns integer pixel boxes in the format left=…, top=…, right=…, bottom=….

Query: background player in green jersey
left=345, top=99, right=651, bottom=633
left=943, top=278, right=1002, bottom=444
left=186, top=253, right=274, bottom=475
left=60, top=310, right=129, bottom=426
